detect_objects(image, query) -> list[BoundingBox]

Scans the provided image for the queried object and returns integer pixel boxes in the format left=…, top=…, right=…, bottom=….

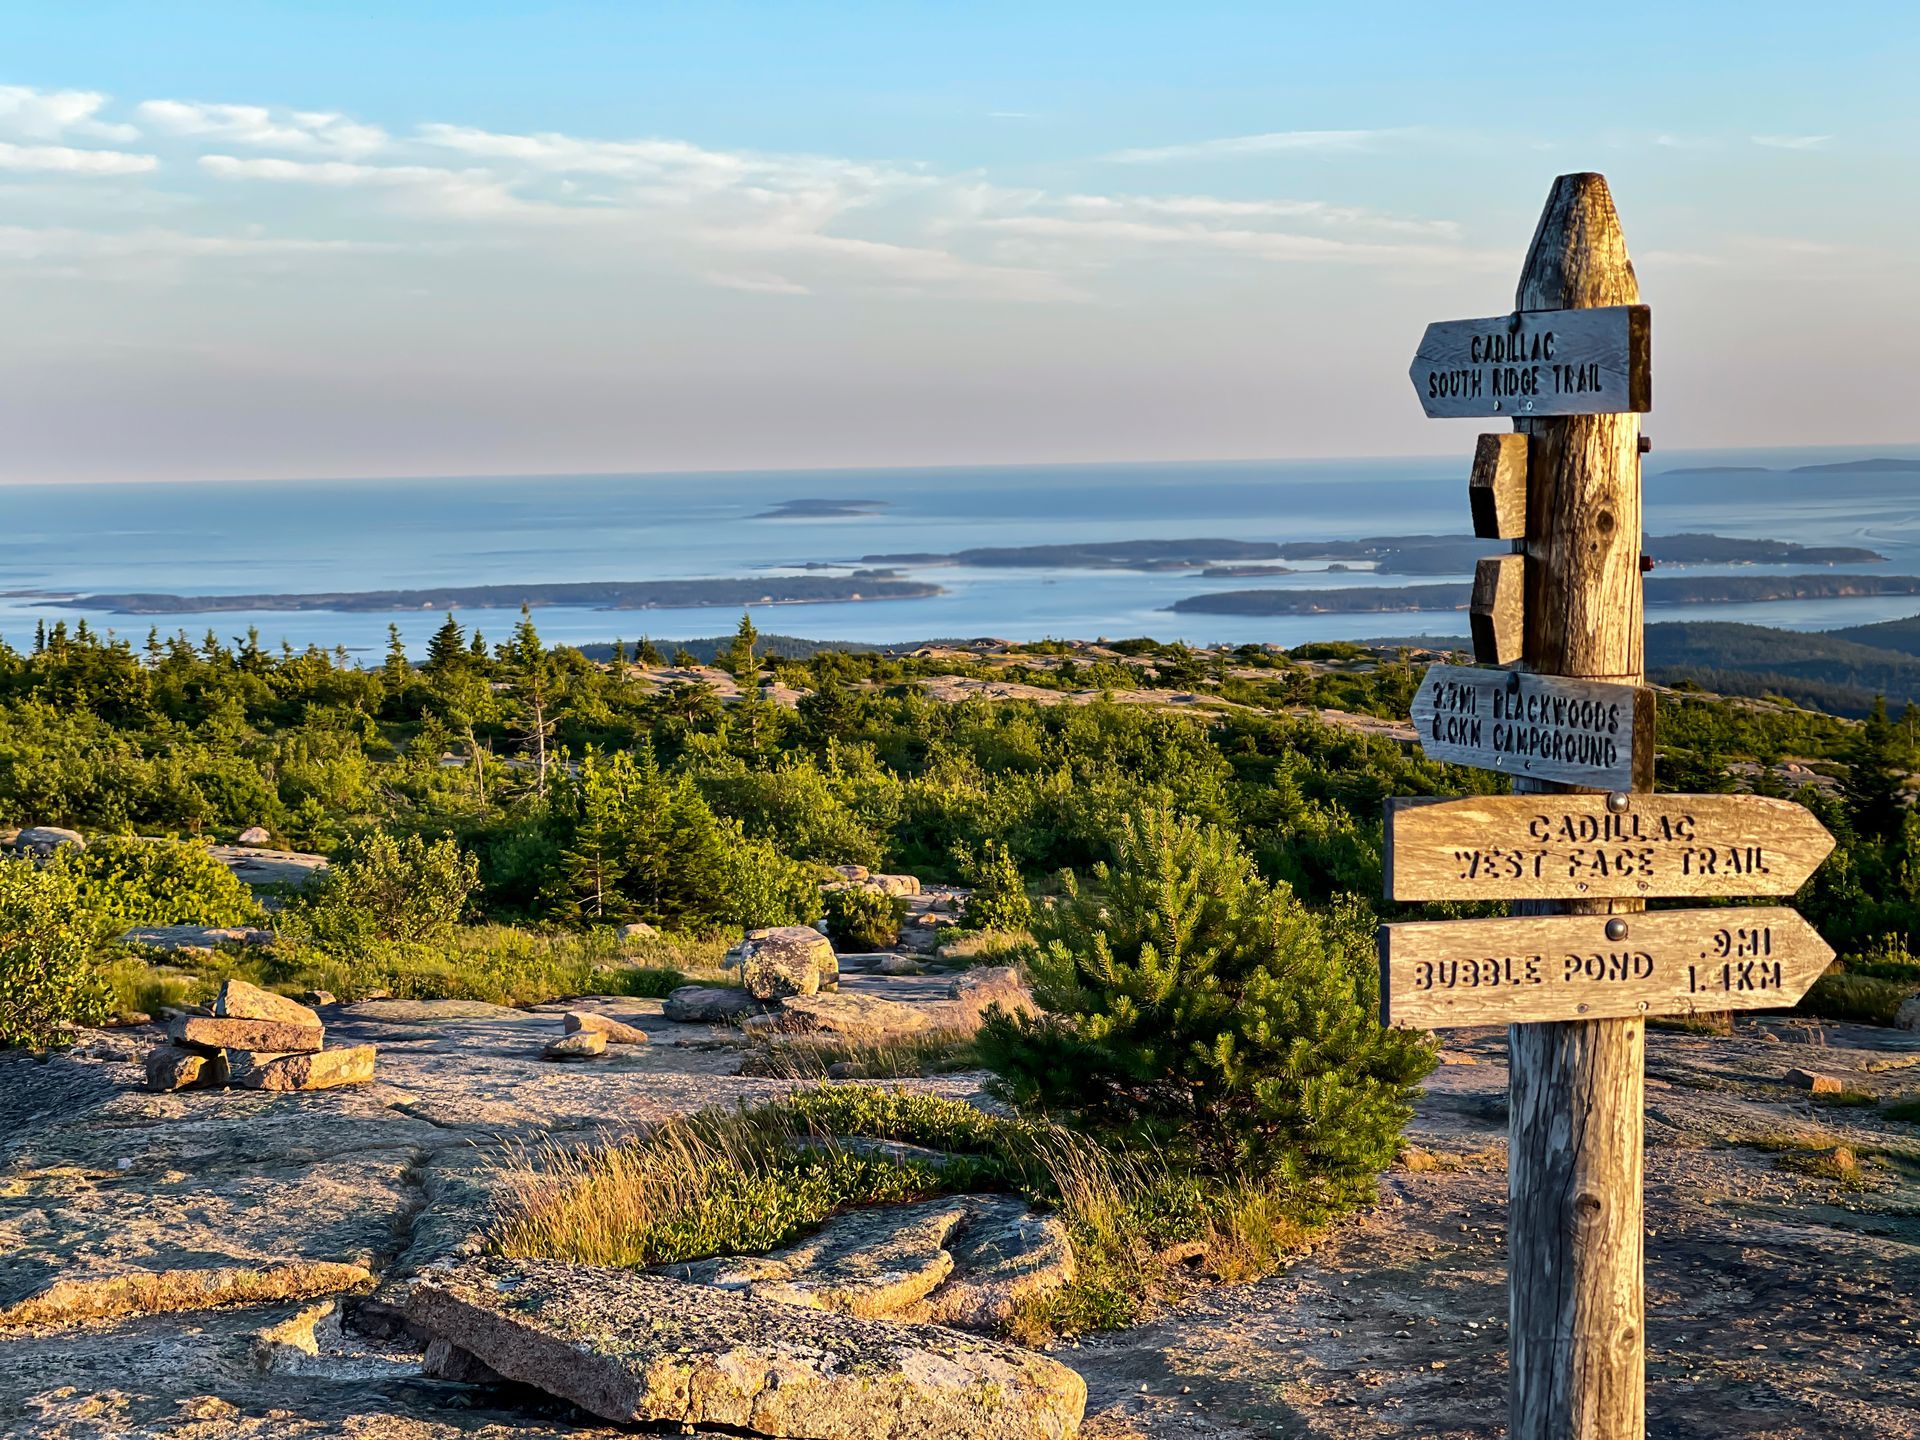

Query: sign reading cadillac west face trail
left=1410, top=303, right=1651, bottom=419
left=1384, top=794, right=1836, bottom=902
left=1378, top=907, right=1833, bottom=1029
left=1409, top=663, right=1654, bottom=790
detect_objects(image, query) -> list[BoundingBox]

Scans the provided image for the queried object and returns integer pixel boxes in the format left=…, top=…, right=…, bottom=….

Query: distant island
left=753, top=498, right=890, bottom=520
left=31, top=574, right=942, bottom=615
left=1171, top=573, right=1920, bottom=616
left=1658, top=457, right=1920, bottom=478
left=865, top=533, right=1884, bottom=576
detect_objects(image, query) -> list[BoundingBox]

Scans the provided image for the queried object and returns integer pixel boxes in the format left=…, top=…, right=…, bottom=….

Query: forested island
left=1172, top=573, right=1920, bottom=616
left=23, top=573, right=941, bottom=615
left=865, top=533, right=1883, bottom=576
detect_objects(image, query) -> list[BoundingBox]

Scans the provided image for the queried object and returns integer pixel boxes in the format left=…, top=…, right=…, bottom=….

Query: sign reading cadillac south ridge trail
left=1378, top=907, right=1832, bottom=1028
left=1385, top=794, right=1836, bottom=902
left=1409, top=663, right=1653, bottom=790
left=1410, top=303, right=1651, bottom=419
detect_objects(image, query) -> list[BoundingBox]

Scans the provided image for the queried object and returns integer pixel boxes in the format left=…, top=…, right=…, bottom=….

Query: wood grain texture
left=1508, top=170, right=1646, bottom=1440
left=1379, top=906, right=1832, bottom=1026
left=1409, top=663, right=1652, bottom=790
left=1471, top=554, right=1526, bottom=665
left=1470, top=432, right=1529, bottom=538
left=1410, top=304, right=1651, bottom=419
left=1383, top=793, right=1835, bottom=902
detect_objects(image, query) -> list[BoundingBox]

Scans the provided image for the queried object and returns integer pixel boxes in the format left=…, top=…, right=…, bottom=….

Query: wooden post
left=1508, top=173, right=1648, bottom=1440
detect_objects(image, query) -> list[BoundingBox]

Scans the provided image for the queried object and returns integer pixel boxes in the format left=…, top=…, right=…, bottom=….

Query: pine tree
left=383, top=625, right=412, bottom=695
left=508, top=605, right=558, bottom=796
left=470, top=630, right=489, bottom=660
left=425, top=613, right=467, bottom=675
left=33, top=619, right=45, bottom=655
left=718, top=609, right=760, bottom=677
left=1845, top=695, right=1906, bottom=844
left=977, top=807, right=1434, bottom=1202
left=638, top=636, right=664, bottom=666
left=673, top=646, right=697, bottom=668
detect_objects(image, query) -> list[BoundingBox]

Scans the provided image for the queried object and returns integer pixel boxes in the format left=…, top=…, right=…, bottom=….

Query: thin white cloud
left=137, top=99, right=386, bottom=156
left=0, top=85, right=139, bottom=142
left=197, top=153, right=532, bottom=220
left=1104, top=129, right=1385, bottom=163
left=0, top=223, right=385, bottom=264
left=0, top=140, right=156, bottom=175
left=1752, top=134, right=1832, bottom=151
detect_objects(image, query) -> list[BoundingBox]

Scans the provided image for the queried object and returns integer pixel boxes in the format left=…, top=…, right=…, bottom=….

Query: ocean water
left=5, top=443, right=1920, bottom=659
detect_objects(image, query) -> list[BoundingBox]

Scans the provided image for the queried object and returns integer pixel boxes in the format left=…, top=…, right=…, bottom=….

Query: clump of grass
left=740, top=1029, right=981, bottom=1080
left=1774, top=1144, right=1866, bottom=1184
left=490, top=1085, right=1320, bottom=1342
left=933, top=928, right=1033, bottom=968
left=1812, top=1088, right=1880, bottom=1108
left=97, top=922, right=735, bottom=1014
left=1884, top=1095, right=1920, bottom=1123
left=1796, top=972, right=1910, bottom=1027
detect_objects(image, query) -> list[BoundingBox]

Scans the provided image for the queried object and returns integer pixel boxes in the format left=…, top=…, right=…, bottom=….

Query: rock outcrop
left=146, top=981, right=374, bottom=1094
left=663, top=985, right=764, bottom=1023
left=9, top=826, right=84, bottom=857
left=405, top=1255, right=1086, bottom=1438
left=562, top=1011, right=649, bottom=1045
left=541, top=1031, right=606, bottom=1061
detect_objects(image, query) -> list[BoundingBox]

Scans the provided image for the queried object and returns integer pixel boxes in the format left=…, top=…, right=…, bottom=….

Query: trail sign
left=1378, top=906, right=1833, bottom=1029
left=1409, top=663, right=1654, bottom=790
left=1410, top=303, right=1651, bottom=419
left=1385, top=793, right=1836, bottom=902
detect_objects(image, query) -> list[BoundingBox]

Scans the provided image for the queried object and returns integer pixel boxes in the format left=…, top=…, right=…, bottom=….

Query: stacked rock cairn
left=144, top=979, right=376, bottom=1093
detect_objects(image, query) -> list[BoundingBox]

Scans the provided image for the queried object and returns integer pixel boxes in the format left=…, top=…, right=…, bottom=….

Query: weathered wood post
left=1508, top=172, right=1647, bottom=1440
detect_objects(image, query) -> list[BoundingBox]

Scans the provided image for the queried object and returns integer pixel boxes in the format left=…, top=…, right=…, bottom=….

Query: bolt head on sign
left=1410, top=304, right=1651, bottom=418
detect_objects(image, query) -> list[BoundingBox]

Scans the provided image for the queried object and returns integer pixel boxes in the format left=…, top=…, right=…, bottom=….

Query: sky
left=2, top=1, right=1916, bottom=484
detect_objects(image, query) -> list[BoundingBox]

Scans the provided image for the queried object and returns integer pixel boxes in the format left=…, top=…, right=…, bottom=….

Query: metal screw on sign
left=1605, top=919, right=1629, bottom=942
left=1607, top=792, right=1631, bottom=814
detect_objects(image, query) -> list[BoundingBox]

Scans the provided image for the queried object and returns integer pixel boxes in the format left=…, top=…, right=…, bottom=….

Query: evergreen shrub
left=823, top=885, right=904, bottom=951
left=0, top=858, right=106, bottom=1047
left=977, top=807, right=1434, bottom=1208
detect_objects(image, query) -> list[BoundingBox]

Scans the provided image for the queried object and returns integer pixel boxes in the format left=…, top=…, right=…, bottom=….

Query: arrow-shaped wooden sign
left=1410, top=304, right=1651, bottom=418
left=1385, top=793, right=1835, bottom=902
left=1410, top=663, right=1655, bottom=790
left=1379, top=906, right=1833, bottom=1028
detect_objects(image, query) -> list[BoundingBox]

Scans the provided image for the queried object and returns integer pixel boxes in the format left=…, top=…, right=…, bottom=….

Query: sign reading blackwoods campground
left=1385, top=793, right=1836, bottom=902
left=1409, top=663, right=1654, bottom=790
left=1409, top=303, right=1652, bottom=419
left=1378, top=906, right=1833, bottom=1028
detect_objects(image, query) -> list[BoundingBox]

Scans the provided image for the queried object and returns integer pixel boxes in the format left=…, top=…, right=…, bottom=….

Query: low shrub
left=978, top=808, right=1434, bottom=1210
left=955, top=840, right=1033, bottom=933
left=289, top=830, right=478, bottom=945
left=822, top=885, right=904, bottom=951
left=52, top=836, right=261, bottom=938
left=0, top=858, right=106, bottom=1047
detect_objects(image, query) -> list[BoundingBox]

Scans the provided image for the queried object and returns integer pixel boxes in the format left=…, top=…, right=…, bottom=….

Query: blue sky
left=2, top=2, right=1914, bottom=482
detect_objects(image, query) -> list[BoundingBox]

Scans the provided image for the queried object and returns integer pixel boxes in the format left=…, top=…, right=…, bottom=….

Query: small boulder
left=1895, top=995, right=1920, bottom=1032
left=874, top=955, right=927, bottom=976
left=870, top=873, right=923, bottom=897
left=829, top=864, right=871, bottom=883
left=742, top=926, right=839, bottom=1001
left=12, top=825, right=84, bottom=857
left=1786, top=1067, right=1843, bottom=1094
left=744, top=992, right=934, bottom=1042
left=616, top=921, right=657, bottom=941
left=662, top=985, right=762, bottom=1024
left=226, top=1044, right=377, bottom=1092
left=303, top=990, right=337, bottom=1008
left=169, top=1015, right=324, bottom=1055
left=563, top=1012, right=649, bottom=1045
left=215, top=979, right=320, bottom=1027
left=236, top=825, right=272, bottom=845
left=542, top=1031, right=607, bottom=1061
left=144, top=1045, right=210, bottom=1092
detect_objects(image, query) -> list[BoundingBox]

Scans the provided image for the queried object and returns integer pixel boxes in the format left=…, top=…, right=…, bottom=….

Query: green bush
left=1796, top=971, right=1910, bottom=1027
left=291, top=830, right=478, bottom=945
left=52, top=836, right=260, bottom=938
left=0, top=858, right=106, bottom=1047
left=822, top=885, right=905, bottom=951
left=956, top=839, right=1033, bottom=933
left=719, top=831, right=823, bottom=931
left=977, top=808, right=1434, bottom=1209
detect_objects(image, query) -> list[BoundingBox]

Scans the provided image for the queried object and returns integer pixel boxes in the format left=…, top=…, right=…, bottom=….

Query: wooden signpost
left=1410, top=303, right=1651, bottom=419
left=1384, top=174, right=1837, bottom=1440
left=1410, top=662, right=1655, bottom=790
left=1380, top=906, right=1833, bottom=1028
left=1385, top=793, right=1836, bottom=902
